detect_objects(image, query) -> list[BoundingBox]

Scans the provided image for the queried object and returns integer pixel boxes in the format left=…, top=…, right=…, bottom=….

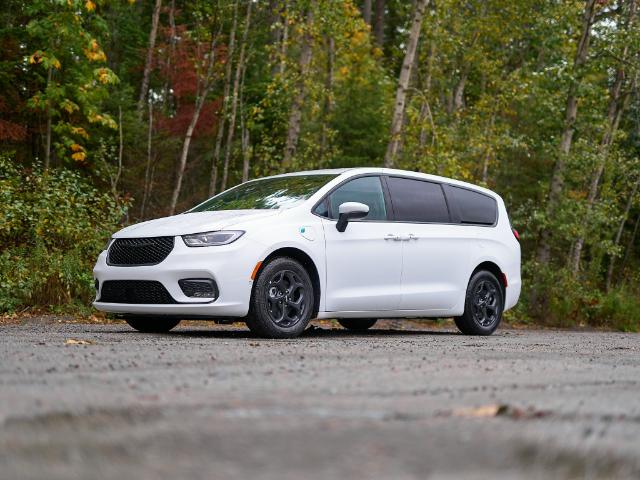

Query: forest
left=1, top=0, right=639, bottom=330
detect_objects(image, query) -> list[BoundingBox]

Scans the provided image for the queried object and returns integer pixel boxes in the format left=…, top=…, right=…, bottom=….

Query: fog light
left=178, top=279, right=218, bottom=300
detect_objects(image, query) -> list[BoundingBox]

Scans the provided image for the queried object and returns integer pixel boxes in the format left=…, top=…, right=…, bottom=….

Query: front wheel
left=454, top=271, right=504, bottom=336
left=124, top=316, right=181, bottom=333
left=246, top=257, right=315, bottom=338
left=338, top=318, right=377, bottom=331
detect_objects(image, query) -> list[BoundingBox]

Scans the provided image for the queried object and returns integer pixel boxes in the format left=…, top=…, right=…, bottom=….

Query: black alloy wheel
left=265, top=269, right=308, bottom=328
left=471, top=279, right=499, bottom=327
left=247, top=257, right=315, bottom=338
left=454, top=270, right=504, bottom=335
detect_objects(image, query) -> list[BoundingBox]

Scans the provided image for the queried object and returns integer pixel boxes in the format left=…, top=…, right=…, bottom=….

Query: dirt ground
left=1, top=318, right=639, bottom=479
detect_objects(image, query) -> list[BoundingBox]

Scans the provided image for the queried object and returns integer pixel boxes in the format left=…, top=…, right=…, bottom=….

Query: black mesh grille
left=99, top=280, right=177, bottom=304
left=107, top=237, right=174, bottom=266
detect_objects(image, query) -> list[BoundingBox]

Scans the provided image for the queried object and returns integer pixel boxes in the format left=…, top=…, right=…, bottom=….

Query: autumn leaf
left=71, top=151, right=87, bottom=162
left=64, top=338, right=94, bottom=345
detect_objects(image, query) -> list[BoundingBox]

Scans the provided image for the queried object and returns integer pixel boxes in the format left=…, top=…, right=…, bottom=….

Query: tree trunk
left=240, top=121, right=251, bottom=183
left=169, top=92, right=209, bottom=215
left=374, top=0, right=385, bottom=46
left=44, top=66, right=53, bottom=170
left=241, top=125, right=251, bottom=183
left=452, top=68, right=469, bottom=112
left=363, top=0, right=372, bottom=25
left=209, top=0, right=240, bottom=196
left=113, top=106, right=123, bottom=199
left=384, top=0, right=430, bottom=168
left=535, top=0, right=598, bottom=266
left=481, top=113, right=496, bottom=183
left=137, top=0, right=163, bottom=118
left=239, top=53, right=250, bottom=183
left=161, top=0, right=176, bottom=113
left=320, top=35, right=335, bottom=161
left=141, top=101, right=154, bottom=218
left=282, top=9, right=314, bottom=168
left=220, top=2, right=251, bottom=192
left=570, top=0, right=637, bottom=273
left=169, top=34, right=220, bottom=215
left=418, top=43, right=436, bottom=149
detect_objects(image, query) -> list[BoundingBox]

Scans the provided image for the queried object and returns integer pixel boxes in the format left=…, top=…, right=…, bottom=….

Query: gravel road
left=1, top=319, right=639, bottom=480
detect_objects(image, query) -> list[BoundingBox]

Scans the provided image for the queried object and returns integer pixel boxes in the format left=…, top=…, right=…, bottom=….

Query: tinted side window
left=386, top=177, right=450, bottom=223
left=448, top=186, right=497, bottom=225
left=325, top=176, right=387, bottom=221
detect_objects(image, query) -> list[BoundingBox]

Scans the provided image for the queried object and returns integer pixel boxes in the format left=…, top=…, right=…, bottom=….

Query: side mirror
left=336, top=202, right=369, bottom=232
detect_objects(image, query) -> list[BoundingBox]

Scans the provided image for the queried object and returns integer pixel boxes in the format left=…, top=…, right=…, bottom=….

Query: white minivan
left=93, top=168, right=521, bottom=338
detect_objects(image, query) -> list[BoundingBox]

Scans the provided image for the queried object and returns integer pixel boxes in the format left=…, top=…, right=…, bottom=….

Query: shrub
left=523, top=261, right=640, bottom=332
left=597, top=287, right=640, bottom=332
left=0, top=154, right=128, bottom=312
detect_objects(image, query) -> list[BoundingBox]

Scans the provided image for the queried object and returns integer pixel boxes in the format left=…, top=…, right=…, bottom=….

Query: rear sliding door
left=385, top=176, right=472, bottom=312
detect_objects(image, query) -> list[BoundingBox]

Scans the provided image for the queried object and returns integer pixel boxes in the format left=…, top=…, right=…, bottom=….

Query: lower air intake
left=99, top=280, right=177, bottom=304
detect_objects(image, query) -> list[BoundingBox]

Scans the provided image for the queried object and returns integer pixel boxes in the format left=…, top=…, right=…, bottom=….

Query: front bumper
left=93, top=236, right=259, bottom=317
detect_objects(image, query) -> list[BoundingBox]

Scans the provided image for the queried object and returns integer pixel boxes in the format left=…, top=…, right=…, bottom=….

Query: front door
left=318, top=175, right=402, bottom=312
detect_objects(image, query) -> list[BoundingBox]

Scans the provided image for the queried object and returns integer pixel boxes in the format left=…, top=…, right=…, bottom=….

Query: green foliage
left=24, top=0, right=119, bottom=166
left=517, top=263, right=640, bottom=332
left=0, top=153, right=128, bottom=312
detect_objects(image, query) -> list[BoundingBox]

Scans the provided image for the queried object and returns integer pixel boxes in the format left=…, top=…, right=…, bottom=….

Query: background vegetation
left=1, top=0, right=640, bottom=330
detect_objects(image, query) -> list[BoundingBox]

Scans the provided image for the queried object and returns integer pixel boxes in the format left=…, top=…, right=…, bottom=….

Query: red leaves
left=156, top=97, right=222, bottom=138
left=0, top=98, right=27, bottom=141
left=0, top=119, right=27, bottom=142
left=152, top=23, right=225, bottom=138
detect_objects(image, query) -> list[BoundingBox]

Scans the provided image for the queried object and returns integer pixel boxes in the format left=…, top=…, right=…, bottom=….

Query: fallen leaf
left=452, top=404, right=506, bottom=418
left=64, top=338, right=94, bottom=345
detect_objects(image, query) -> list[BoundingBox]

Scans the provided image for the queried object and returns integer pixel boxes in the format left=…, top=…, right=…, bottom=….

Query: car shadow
left=105, top=326, right=462, bottom=339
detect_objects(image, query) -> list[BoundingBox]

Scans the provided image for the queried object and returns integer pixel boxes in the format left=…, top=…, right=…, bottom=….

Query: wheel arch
left=471, top=260, right=506, bottom=299
left=253, top=247, right=321, bottom=318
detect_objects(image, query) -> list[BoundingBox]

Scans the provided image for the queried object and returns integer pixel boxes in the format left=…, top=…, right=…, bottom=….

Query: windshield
left=190, top=174, right=337, bottom=212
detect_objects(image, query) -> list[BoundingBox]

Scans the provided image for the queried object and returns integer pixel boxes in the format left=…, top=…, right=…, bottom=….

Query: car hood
left=113, top=210, right=279, bottom=238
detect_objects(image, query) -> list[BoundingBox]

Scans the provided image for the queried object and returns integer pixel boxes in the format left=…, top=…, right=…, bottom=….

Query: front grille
left=107, top=237, right=174, bottom=266
left=99, top=280, right=177, bottom=304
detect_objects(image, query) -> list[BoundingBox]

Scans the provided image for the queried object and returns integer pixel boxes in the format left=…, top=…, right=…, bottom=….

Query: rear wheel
left=454, top=271, right=504, bottom=335
left=124, top=316, right=181, bottom=333
left=338, top=318, right=377, bottom=331
left=246, top=257, right=315, bottom=338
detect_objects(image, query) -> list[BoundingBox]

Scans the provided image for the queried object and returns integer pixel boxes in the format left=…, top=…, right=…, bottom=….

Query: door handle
left=384, top=234, right=399, bottom=241
left=408, top=234, right=418, bottom=241
left=396, top=235, right=411, bottom=241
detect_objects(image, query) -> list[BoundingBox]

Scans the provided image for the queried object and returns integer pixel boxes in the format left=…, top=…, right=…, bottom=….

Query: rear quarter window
left=446, top=185, right=497, bottom=225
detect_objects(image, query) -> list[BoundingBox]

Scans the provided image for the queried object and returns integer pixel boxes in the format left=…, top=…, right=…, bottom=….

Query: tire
left=338, top=318, right=377, bottom=331
left=124, top=316, right=181, bottom=333
left=246, top=257, right=315, bottom=339
left=454, top=270, right=504, bottom=336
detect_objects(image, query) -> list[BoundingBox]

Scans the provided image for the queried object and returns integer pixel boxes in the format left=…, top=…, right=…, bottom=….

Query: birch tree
left=168, top=28, right=222, bottom=215
left=137, top=0, right=163, bottom=118
left=384, top=0, right=430, bottom=168
left=570, top=0, right=638, bottom=273
left=282, top=9, right=314, bottom=168
left=535, top=0, right=599, bottom=265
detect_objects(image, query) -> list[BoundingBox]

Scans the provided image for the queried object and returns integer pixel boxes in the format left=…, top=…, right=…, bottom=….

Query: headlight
left=104, top=237, right=113, bottom=251
left=182, top=230, right=245, bottom=247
